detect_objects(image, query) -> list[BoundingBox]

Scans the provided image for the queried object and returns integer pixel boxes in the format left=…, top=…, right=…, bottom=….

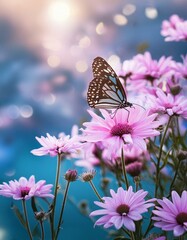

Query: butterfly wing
left=87, top=77, right=125, bottom=109
left=92, top=57, right=127, bottom=101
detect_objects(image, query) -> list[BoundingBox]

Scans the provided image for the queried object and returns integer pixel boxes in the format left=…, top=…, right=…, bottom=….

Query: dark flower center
left=111, top=123, right=132, bottom=137
left=116, top=204, right=130, bottom=216
left=145, top=74, right=156, bottom=82
left=21, top=187, right=30, bottom=198
left=176, top=212, right=187, bottom=225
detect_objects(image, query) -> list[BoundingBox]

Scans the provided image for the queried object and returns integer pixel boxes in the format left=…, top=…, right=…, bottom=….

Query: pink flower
left=102, top=145, right=149, bottom=177
left=152, top=190, right=187, bottom=237
left=121, top=53, right=174, bottom=94
left=161, top=14, right=187, bottom=41
left=134, top=52, right=173, bottom=82
left=150, top=88, right=187, bottom=120
left=175, top=55, right=187, bottom=80
left=75, top=142, right=101, bottom=168
left=121, top=59, right=146, bottom=81
left=82, top=108, right=160, bottom=153
left=31, top=133, right=80, bottom=157
left=0, top=175, right=54, bottom=200
left=90, top=186, right=154, bottom=231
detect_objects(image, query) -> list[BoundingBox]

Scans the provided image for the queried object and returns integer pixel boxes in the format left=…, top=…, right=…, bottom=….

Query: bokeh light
left=113, top=14, right=128, bottom=26
left=123, top=4, right=136, bottom=16
left=145, top=7, right=158, bottom=19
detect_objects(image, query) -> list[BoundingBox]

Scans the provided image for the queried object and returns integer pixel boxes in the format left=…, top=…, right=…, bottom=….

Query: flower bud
left=80, top=169, right=96, bottom=182
left=170, top=85, right=182, bottom=96
left=35, top=211, right=47, bottom=221
left=126, top=162, right=143, bottom=177
left=177, top=150, right=187, bottom=161
left=64, top=169, right=78, bottom=182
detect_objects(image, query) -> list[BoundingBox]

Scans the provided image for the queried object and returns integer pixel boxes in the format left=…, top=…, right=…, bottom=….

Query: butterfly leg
left=110, top=108, right=118, bottom=119
left=125, top=108, right=130, bottom=122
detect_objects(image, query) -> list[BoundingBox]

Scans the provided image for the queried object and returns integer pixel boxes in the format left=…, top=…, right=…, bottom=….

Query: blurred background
left=0, top=0, right=186, bottom=239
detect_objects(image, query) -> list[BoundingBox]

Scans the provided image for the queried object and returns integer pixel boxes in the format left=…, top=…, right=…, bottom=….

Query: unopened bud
left=170, top=85, right=182, bottom=96
left=64, top=169, right=78, bottom=182
left=177, top=150, right=187, bottom=161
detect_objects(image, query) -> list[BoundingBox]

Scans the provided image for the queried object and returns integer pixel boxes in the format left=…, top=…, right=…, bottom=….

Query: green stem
left=22, top=199, right=33, bottom=240
left=89, top=180, right=104, bottom=202
left=155, top=116, right=172, bottom=197
left=39, top=220, right=44, bottom=240
left=121, top=148, right=129, bottom=189
left=51, top=153, right=62, bottom=239
left=115, top=172, right=122, bottom=187
left=130, top=231, right=136, bottom=240
left=143, top=219, right=153, bottom=238
left=168, top=160, right=181, bottom=198
left=55, top=181, right=70, bottom=240
left=121, top=227, right=130, bottom=237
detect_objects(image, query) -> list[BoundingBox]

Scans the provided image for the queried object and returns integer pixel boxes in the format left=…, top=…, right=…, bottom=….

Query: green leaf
left=114, top=237, right=129, bottom=240
left=11, top=204, right=26, bottom=228
left=32, top=223, right=40, bottom=237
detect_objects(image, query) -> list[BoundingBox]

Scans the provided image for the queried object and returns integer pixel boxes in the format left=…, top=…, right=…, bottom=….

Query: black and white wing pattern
left=87, top=57, right=132, bottom=110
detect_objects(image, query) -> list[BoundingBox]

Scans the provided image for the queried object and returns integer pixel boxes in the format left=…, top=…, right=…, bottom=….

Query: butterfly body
left=87, top=57, right=133, bottom=111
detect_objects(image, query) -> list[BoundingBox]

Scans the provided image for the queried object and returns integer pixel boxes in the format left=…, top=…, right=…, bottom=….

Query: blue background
left=0, top=0, right=186, bottom=239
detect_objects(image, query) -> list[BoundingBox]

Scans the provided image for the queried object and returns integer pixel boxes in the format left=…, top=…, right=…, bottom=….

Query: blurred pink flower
left=134, top=52, right=173, bottom=82
left=0, top=175, right=54, bottom=200
left=90, top=186, right=154, bottom=231
left=175, top=55, right=187, bottom=80
left=161, top=14, right=187, bottom=41
left=75, top=142, right=102, bottom=168
left=152, top=190, right=187, bottom=237
left=150, top=88, right=187, bottom=119
left=155, top=237, right=166, bottom=240
left=103, top=145, right=149, bottom=177
left=121, top=59, right=146, bottom=81
left=82, top=108, right=160, bottom=153
left=31, top=133, right=81, bottom=157
left=121, top=52, right=174, bottom=94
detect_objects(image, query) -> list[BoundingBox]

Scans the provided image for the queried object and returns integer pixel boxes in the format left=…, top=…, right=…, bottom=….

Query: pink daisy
left=31, top=133, right=81, bottom=157
left=175, top=55, right=187, bottom=80
left=122, top=53, right=174, bottom=94
left=90, top=186, right=154, bottom=231
left=82, top=108, right=160, bottom=153
left=161, top=14, right=187, bottom=42
left=75, top=142, right=102, bottom=168
left=120, top=59, right=146, bottom=81
left=150, top=88, right=187, bottom=120
left=0, top=175, right=54, bottom=200
left=134, top=52, right=173, bottom=82
left=152, top=190, right=187, bottom=237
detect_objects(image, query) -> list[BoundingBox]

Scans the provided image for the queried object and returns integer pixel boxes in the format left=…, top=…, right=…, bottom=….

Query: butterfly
left=87, top=57, right=133, bottom=114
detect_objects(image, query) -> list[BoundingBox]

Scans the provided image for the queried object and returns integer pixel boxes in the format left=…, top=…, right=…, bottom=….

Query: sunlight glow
left=47, top=0, right=71, bottom=25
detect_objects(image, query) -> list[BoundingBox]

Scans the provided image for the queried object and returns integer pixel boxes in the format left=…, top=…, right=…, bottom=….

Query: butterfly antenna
left=131, top=103, right=146, bottom=110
